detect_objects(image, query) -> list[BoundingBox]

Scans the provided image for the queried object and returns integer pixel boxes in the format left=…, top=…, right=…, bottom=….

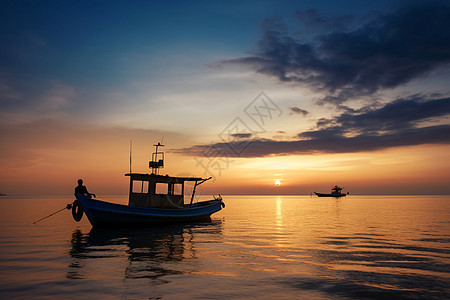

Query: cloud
left=179, top=125, right=450, bottom=158
left=40, top=82, right=75, bottom=110
left=0, top=118, right=191, bottom=163
left=0, top=72, right=22, bottom=100
left=231, top=133, right=252, bottom=139
left=315, top=96, right=450, bottom=133
left=0, top=73, right=75, bottom=114
left=294, top=8, right=356, bottom=33
left=220, top=2, right=450, bottom=104
left=289, top=106, right=309, bottom=116
left=177, top=96, right=450, bottom=157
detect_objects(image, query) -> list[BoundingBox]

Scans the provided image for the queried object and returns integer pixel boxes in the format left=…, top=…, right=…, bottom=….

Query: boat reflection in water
left=67, top=220, right=223, bottom=284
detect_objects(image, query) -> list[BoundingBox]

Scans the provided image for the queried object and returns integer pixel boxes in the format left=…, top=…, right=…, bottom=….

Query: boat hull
left=314, top=192, right=346, bottom=198
left=76, top=194, right=224, bottom=227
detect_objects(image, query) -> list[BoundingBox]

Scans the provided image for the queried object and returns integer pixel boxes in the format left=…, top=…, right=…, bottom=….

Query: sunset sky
left=1, top=0, right=449, bottom=196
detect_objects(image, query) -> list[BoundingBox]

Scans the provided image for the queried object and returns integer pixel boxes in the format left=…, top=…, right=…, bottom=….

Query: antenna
left=149, top=142, right=165, bottom=174
left=129, top=139, right=133, bottom=173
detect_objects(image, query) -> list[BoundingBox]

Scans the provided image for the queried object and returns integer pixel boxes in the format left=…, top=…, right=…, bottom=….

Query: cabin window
left=173, top=183, right=183, bottom=195
left=155, top=182, right=168, bottom=194
left=132, top=180, right=149, bottom=194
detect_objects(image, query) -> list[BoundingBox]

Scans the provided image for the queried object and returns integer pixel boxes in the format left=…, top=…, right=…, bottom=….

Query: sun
left=275, top=180, right=281, bottom=186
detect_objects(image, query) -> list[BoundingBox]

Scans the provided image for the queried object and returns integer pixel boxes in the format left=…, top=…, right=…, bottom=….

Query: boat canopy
left=125, top=173, right=211, bottom=209
left=125, top=173, right=203, bottom=182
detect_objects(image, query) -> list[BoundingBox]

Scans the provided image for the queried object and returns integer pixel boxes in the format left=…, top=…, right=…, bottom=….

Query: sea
left=0, top=195, right=448, bottom=299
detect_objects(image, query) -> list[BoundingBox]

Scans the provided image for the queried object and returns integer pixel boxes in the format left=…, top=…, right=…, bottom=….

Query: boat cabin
left=331, top=185, right=343, bottom=194
left=125, top=143, right=210, bottom=208
left=125, top=173, right=209, bottom=208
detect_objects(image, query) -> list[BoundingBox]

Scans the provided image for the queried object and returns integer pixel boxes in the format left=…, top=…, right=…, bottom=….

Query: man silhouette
left=74, top=179, right=96, bottom=198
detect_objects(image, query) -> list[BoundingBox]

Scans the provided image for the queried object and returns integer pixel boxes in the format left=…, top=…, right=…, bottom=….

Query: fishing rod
left=33, top=203, right=73, bottom=224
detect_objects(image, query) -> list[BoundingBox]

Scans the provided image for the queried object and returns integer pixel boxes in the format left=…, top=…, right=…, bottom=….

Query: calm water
left=0, top=195, right=449, bottom=299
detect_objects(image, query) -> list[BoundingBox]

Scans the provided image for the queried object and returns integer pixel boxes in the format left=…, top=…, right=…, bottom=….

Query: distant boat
left=73, top=142, right=224, bottom=227
left=0, top=193, right=6, bottom=196
left=314, top=185, right=348, bottom=198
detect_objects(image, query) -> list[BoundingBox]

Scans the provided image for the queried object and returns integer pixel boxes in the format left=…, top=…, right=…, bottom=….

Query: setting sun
left=275, top=180, right=281, bottom=186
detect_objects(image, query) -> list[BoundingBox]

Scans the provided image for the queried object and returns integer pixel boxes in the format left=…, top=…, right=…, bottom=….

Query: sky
left=1, top=0, right=449, bottom=196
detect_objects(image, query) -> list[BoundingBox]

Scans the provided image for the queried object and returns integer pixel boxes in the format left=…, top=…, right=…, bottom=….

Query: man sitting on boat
left=75, top=179, right=96, bottom=198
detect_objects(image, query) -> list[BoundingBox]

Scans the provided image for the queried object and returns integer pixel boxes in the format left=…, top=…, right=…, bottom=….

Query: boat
left=73, top=142, right=224, bottom=227
left=314, top=185, right=348, bottom=198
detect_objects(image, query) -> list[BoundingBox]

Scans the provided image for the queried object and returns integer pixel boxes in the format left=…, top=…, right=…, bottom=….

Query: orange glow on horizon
left=0, top=121, right=449, bottom=196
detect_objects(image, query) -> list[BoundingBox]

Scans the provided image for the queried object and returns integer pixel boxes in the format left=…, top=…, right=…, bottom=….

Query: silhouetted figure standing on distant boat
left=75, top=179, right=96, bottom=198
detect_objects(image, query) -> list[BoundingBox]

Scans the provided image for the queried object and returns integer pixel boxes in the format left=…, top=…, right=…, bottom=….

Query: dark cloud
left=221, top=2, right=450, bottom=104
left=289, top=106, right=309, bottom=116
left=177, top=96, right=450, bottom=157
left=177, top=125, right=450, bottom=157
left=182, top=2, right=450, bottom=158
left=315, top=96, right=450, bottom=134
left=294, top=9, right=356, bottom=33
left=231, top=133, right=252, bottom=139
